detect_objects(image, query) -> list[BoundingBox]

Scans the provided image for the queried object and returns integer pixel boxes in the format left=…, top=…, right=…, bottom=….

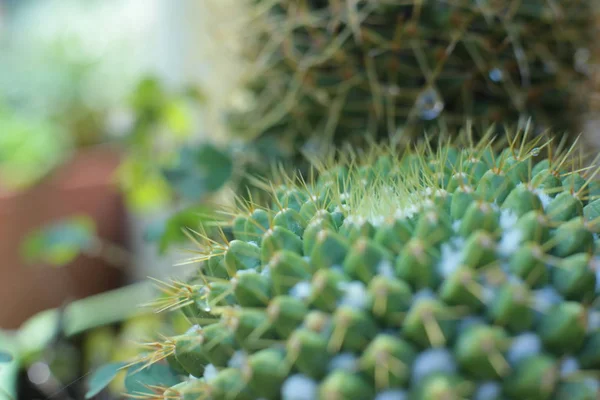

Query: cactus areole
left=138, top=135, right=600, bottom=399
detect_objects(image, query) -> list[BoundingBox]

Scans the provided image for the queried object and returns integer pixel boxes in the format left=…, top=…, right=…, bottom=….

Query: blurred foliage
left=82, top=311, right=189, bottom=398
left=113, top=77, right=238, bottom=253
left=0, top=43, right=108, bottom=150
left=1, top=2, right=240, bottom=398
left=0, top=0, right=159, bottom=191
left=20, top=215, right=97, bottom=267
left=0, top=353, right=13, bottom=363
left=11, top=73, right=237, bottom=389
left=161, top=144, right=233, bottom=201
left=0, top=106, right=72, bottom=190
left=0, top=282, right=175, bottom=399
left=115, top=77, right=211, bottom=213
left=15, top=74, right=234, bottom=259
left=0, top=0, right=155, bottom=144
left=84, top=361, right=127, bottom=399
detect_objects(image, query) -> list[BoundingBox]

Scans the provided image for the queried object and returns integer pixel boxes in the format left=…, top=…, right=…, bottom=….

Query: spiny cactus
left=229, top=0, right=594, bottom=153
left=127, top=131, right=600, bottom=400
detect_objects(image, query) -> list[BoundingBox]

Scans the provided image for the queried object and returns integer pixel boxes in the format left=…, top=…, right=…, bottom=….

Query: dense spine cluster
left=229, top=0, right=593, bottom=151
left=137, top=136, right=600, bottom=399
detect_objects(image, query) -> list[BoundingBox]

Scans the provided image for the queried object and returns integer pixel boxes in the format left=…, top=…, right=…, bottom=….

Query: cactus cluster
left=135, top=134, right=600, bottom=399
left=229, top=0, right=594, bottom=151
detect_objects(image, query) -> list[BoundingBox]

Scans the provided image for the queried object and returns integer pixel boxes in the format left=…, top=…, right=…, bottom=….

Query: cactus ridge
left=137, top=133, right=600, bottom=399
left=230, top=0, right=594, bottom=150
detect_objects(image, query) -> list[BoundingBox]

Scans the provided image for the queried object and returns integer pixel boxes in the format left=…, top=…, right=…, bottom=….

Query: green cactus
left=228, top=0, right=594, bottom=155
left=124, top=133, right=600, bottom=399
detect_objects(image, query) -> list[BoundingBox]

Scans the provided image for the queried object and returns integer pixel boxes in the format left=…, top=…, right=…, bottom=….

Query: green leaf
left=124, top=363, right=181, bottom=396
left=162, top=143, right=233, bottom=201
left=0, top=352, right=13, bottom=363
left=15, top=282, right=156, bottom=364
left=21, top=215, right=97, bottom=266
left=85, top=362, right=128, bottom=399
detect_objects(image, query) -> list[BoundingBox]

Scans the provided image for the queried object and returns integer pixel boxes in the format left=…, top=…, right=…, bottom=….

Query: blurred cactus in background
left=228, top=0, right=595, bottom=162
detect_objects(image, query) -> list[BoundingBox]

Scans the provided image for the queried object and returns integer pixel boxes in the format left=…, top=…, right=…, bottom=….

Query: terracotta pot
left=0, top=145, right=127, bottom=329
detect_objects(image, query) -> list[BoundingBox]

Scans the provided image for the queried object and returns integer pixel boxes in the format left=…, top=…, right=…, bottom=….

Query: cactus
left=228, top=0, right=594, bottom=153
left=126, top=132, right=600, bottom=399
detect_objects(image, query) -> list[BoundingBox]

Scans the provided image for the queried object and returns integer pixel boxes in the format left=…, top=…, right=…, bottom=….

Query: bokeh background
left=0, top=1, right=599, bottom=399
left=0, top=1, right=248, bottom=399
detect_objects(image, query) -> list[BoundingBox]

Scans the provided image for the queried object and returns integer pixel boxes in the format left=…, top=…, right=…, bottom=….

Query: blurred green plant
left=0, top=107, right=71, bottom=190
left=0, top=0, right=155, bottom=146
left=13, top=73, right=235, bottom=258
left=107, top=76, right=238, bottom=252
left=20, top=215, right=133, bottom=273
left=1, top=4, right=241, bottom=398
left=80, top=311, right=190, bottom=398
left=114, top=77, right=200, bottom=212
left=0, top=353, right=13, bottom=363
left=0, top=39, right=115, bottom=191
left=84, top=362, right=127, bottom=399
left=161, top=144, right=233, bottom=202
left=0, top=1, right=163, bottom=192
left=114, top=77, right=236, bottom=213
left=0, top=281, right=183, bottom=400
left=21, top=216, right=97, bottom=267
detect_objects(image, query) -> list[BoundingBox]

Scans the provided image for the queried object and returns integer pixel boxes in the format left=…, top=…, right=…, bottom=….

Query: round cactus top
left=143, top=136, right=600, bottom=399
